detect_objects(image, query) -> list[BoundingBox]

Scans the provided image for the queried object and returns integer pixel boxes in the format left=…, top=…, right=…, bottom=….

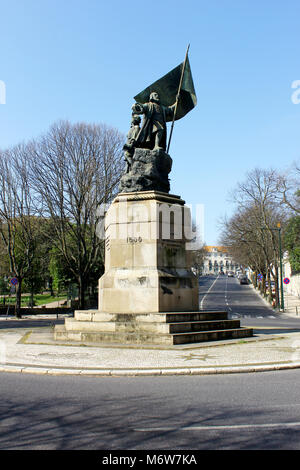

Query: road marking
left=200, top=276, right=219, bottom=310
left=225, top=276, right=230, bottom=310
left=135, top=422, right=300, bottom=432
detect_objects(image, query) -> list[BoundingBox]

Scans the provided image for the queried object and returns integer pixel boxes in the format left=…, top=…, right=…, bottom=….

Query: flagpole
left=166, top=44, right=190, bottom=154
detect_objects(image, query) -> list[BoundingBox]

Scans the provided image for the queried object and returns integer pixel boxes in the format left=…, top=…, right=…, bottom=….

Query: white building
left=283, top=252, right=300, bottom=298
left=202, top=246, right=240, bottom=275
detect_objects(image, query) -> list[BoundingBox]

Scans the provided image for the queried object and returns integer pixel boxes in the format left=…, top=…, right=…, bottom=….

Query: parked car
left=240, top=276, right=249, bottom=285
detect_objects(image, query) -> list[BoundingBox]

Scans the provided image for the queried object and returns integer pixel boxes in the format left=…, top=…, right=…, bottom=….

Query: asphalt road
left=1, top=275, right=300, bottom=452
left=1, top=369, right=300, bottom=450
left=199, top=275, right=300, bottom=334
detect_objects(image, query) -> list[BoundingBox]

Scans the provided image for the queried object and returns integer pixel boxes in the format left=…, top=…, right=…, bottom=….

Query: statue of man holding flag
left=131, top=91, right=176, bottom=151
left=130, top=45, right=197, bottom=154
left=119, top=46, right=197, bottom=193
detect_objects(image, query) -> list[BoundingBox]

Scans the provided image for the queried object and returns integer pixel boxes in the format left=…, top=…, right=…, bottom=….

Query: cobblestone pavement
left=1, top=312, right=300, bottom=376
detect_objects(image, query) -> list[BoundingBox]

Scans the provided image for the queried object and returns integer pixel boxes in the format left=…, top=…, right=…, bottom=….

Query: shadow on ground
left=0, top=375, right=300, bottom=450
left=0, top=319, right=67, bottom=329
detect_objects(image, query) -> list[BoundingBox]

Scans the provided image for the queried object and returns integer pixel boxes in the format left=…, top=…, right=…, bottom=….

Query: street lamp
left=277, top=223, right=284, bottom=312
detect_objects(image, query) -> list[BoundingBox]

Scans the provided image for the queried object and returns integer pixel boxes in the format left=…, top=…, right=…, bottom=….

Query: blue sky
left=1, top=0, right=300, bottom=244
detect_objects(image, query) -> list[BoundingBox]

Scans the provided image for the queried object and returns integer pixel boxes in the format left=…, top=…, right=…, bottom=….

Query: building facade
left=202, top=246, right=239, bottom=275
left=283, top=252, right=300, bottom=298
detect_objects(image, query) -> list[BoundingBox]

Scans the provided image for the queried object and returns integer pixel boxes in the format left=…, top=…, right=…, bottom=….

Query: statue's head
left=149, top=91, right=160, bottom=103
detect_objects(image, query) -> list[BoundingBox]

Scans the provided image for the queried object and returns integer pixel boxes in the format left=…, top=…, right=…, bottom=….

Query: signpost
left=10, top=277, right=18, bottom=287
left=277, top=223, right=284, bottom=311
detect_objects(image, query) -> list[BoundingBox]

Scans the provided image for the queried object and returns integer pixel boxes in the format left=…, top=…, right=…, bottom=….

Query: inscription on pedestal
left=127, top=237, right=143, bottom=244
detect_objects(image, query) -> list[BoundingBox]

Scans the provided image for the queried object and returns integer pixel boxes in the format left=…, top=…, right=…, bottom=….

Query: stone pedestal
left=55, top=190, right=253, bottom=345
left=98, top=190, right=198, bottom=314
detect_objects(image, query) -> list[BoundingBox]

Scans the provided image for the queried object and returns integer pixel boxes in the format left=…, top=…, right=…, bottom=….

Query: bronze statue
left=131, top=92, right=176, bottom=151
left=123, top=114, right=141, bottom=173
left=119, top=47, right=197, bottom=193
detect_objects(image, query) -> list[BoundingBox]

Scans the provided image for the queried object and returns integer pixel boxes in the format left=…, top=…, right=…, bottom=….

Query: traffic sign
left=10, top=277, right=18, bottom=286
left=283, top=277, right=290, bottom=285
left=258, top=274, right=263, bottom=281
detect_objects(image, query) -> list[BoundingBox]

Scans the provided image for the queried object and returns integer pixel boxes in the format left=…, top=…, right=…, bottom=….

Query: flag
left=134, top=56, right=197, bottom=121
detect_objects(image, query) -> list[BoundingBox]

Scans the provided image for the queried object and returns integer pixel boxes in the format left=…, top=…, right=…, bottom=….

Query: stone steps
left=172, top=327, right=254, bottom=345
left=157, top=311, right=229, bottom=323
left=168, top=319, right=241, bottom=334
left=55, top=326, right=253, bottom=345
left=54, top=310, right=253, bottom=346
left=61, top=318, right=240, bottom=335
left=73, top=310, right=229, bottom=323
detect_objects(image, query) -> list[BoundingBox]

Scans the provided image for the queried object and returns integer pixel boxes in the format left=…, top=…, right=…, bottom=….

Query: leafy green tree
left=285, top=216, right=300, bottom=274
left=0, top=278, right=9, bottom=296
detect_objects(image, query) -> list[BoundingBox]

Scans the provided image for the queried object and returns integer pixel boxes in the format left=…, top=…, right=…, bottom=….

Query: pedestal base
left=98, top=191, right=199, bottom=313
left=55, top=190, right=253, bottom=346
left=54, top=310, right=253, bottom=345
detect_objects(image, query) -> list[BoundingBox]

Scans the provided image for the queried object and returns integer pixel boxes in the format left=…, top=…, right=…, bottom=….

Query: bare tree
left=276, top=161, right=300, bottom=215
left=220, top=205, right=277, bottom=302
left=223, top=168, right=288, bottom=307
left=189, top=243, right=207, bottom=276
left=0, top=144, right=41, bottom=317
left=30, top=120, right=124, bottom=309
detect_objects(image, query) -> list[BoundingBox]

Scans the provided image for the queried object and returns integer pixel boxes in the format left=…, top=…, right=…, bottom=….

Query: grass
left=0, top=293, right=68, bottom=307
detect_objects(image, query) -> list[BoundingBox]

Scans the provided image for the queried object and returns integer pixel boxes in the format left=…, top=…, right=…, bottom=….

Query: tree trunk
left=262, top=274, right=266, bottom=296
left=28, top=279, right=34, bottom=307
left=253, top=272, right=258, bottom=288
left=49, top=277, right=54, bottom=297
left=78, top=277, right=86, bottom=310
left=267, top=269, right=272, bottom=304
left=15, top=278, right=22, bottom=318
left=259, top=274, right=263, bottom=295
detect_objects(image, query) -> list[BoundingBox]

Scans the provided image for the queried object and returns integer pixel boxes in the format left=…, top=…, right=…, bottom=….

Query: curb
left=249, top=284, right=276, bottom=311
left=1, top=361, right=300, bottom=377
left=250, top=284, right=300, bottom=315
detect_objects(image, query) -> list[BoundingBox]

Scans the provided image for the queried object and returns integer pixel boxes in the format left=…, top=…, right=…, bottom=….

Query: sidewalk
left=283, top=292, right=300, bottom=316
left=250, top=284, right=300, bottom=317
left=1, top=313, right=300, bottom=376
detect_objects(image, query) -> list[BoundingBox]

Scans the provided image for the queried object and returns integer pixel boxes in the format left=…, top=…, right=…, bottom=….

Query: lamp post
left=277, top=223, right=284, bottom=311
left=261, top=224, right=284, bottom=311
